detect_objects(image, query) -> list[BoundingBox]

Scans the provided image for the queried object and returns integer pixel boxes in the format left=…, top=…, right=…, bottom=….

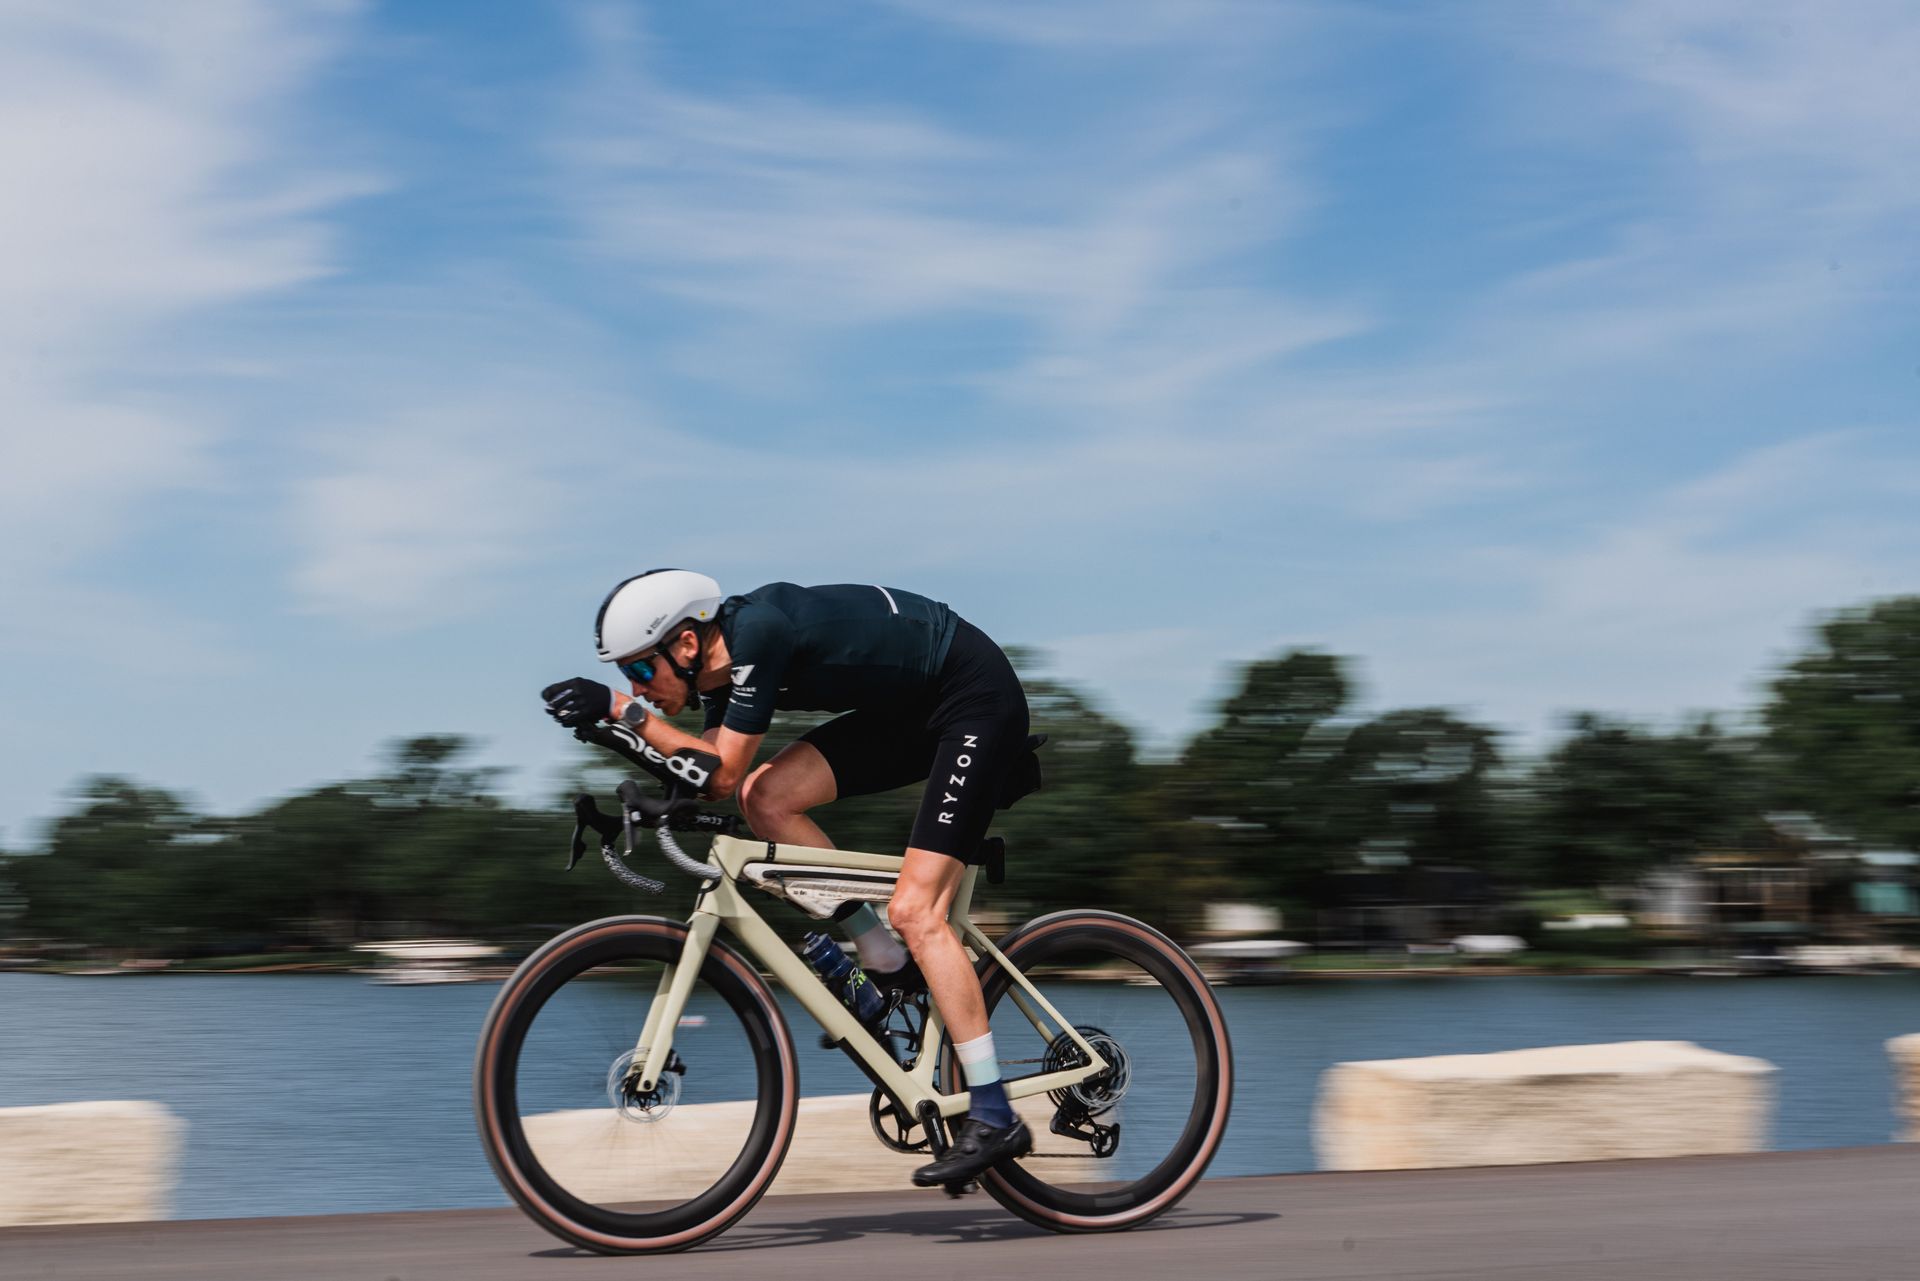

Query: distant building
left=1637, top=813, right=1918, bottom=941
left=1317, top=865, right=1500, bottom=945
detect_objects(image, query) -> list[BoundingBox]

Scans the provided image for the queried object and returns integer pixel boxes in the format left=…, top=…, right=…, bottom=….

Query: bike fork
left=633, top=913, right=721, bottom=1091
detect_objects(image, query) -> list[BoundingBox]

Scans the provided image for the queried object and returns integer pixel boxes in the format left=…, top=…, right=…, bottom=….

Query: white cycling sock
left=843, top=904, right=908, bottom=973
left=954, top=1031, right=1001, bottom=1086
left=954, top=1032, right=1015, bottom=1126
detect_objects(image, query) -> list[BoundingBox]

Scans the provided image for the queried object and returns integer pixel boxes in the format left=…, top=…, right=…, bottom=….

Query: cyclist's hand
left=541, top=677, right=612, bottom=728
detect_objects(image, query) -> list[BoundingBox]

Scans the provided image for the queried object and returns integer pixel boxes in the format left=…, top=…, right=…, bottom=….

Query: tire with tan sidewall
left=473, top=915, right=799, bottom=1255
left=954, top=909, right=1233, bottom=1233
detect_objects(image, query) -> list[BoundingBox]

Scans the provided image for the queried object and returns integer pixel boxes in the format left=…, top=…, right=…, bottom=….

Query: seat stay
left=959, top=916, right=1109, bottom=1093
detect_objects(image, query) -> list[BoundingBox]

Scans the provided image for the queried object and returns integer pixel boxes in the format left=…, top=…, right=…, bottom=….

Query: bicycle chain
left=946, top=1053, right=1113, bottom=1159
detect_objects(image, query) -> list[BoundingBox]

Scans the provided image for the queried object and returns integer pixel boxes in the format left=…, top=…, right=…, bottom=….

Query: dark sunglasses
left=618, top=653, right=659, bottom=684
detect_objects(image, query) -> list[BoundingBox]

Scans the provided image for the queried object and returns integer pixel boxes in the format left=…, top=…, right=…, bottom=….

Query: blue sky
left=3, top=1, right=1917, bottom=844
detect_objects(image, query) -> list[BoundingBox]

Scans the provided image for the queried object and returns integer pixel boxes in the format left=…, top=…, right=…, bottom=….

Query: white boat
left=1187, top=939, right=1308, bottom=985
left=356, top=939, right=501, bottom=985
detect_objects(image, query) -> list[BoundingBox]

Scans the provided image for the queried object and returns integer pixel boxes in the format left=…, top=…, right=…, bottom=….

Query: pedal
left=941, top=1178, right=977, bottom=1199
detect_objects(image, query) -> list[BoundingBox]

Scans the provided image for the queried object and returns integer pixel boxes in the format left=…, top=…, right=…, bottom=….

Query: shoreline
left=10, top=959, right=1919, bottom=980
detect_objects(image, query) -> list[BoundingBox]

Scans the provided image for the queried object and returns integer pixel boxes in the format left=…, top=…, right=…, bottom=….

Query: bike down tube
left=704, top=834, right=1105, bottom=1116
left=704, top=836, right=970, bottom=1119
left=636, top=910, right=720, bottom=1091
left=708, top=876, right=949, bottom=1114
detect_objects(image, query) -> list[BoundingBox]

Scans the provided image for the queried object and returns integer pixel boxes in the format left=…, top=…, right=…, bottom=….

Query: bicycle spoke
left=475, top=919, right=796, bottom=1254
left=954, top=913, right=1232, bottom=1231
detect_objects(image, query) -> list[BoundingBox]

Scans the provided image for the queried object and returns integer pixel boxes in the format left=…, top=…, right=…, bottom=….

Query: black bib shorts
left=798, top=618, right=1029, bottom=863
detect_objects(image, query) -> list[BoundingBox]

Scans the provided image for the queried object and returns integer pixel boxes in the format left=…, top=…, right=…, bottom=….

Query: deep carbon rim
left=474, top=918, right=797, bottom=1254
left=967, top=913, right=1233, bottom=1231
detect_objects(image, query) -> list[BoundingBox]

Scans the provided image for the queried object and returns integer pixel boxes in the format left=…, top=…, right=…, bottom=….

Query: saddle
left=995, top=733, right=1046, bottom=810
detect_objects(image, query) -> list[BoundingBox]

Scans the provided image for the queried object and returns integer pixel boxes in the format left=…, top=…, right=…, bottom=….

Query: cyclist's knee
left=888, top=892, right=939, bottom=946
left=738, top=762, right=808, bottom=829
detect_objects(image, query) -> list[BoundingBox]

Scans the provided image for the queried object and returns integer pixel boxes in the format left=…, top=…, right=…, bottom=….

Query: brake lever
left=569, top=793, right=624, bottom=870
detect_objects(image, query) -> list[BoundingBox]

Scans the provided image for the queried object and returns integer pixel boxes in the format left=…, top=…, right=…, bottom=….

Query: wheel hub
left=607, top=1049, right=681, bottom=1122
left=1044, top=1026, right=1132, bottom=1115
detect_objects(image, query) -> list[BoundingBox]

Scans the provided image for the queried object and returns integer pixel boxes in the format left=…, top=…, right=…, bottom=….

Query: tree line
left=4, top=596, right=1917, bottom=954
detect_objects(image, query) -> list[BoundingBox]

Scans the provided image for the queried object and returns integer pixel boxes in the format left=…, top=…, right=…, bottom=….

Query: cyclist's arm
left=699, top=726, right=761, bottom=800
left=611, top=701, right=761, bottom=800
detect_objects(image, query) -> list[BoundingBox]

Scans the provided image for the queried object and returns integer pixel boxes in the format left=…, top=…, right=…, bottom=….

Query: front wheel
left=473, top=916, right=799, bottom=1255
left=947, top=910, right=1233, bottom=1232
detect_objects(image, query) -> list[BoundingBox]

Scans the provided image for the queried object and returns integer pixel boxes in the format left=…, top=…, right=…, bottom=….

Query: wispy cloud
left=5, top=0, right=1917, bottom=840
left=549, top=5, right=1325, bottom=347
left=1445, top=0, right=1920, bottom=380
left=288, top=407, right=574, bottom=627
left=872, top=0, right=1288, bottom=51
left=1338, top=429, right=1920, bottom=743
left=0, top=0, right=369, bottom=653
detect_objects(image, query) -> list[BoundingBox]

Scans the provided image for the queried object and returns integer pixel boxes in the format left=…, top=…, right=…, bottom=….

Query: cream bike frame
left=480, top=732, right=1234, bottom=1253
left=625, top=824, right=1109, bottom=1131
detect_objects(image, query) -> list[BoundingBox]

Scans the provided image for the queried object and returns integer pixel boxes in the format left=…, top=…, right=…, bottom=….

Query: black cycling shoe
left=911, top=1117, right=1032, bottom=1187
left=872, top=957, right=927, bottom=997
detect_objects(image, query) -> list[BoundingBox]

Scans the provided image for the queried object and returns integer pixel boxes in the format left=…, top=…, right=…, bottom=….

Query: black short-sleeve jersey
left=701, top=583, right=958, bottom=735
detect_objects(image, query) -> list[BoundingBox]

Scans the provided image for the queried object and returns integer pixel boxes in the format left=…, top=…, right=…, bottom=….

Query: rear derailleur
left=1048, top=1103, right=1121, bottom=1158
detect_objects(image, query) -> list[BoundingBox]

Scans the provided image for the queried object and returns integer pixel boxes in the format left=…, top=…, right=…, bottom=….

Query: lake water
left=3, top=970, right=1915, bottom=1220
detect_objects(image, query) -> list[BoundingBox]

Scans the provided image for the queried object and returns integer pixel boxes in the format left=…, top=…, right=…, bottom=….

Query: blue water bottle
left=800, top=932, right=885, bottom=1025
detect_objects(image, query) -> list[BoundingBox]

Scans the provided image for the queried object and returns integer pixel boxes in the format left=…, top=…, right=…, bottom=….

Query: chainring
left=868, top=1088, right=931, bottom=1153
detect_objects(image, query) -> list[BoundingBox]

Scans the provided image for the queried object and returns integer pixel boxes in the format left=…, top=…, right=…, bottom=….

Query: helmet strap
left=665, top=624, right=704, bottom=690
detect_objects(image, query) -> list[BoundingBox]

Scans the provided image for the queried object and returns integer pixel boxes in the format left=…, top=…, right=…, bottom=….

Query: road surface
left=4, top=1146, right=1916, bottom=1280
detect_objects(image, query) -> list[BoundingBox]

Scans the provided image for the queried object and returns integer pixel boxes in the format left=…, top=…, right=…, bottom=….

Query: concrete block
left=1314, top=1040, right=1773, bottom=1171
left=523, top=1091, right=1103, bottom=1200
left=0, top=1101, right=184, bottom=1225
left=1891, top=1034, right=1920, bottom=1142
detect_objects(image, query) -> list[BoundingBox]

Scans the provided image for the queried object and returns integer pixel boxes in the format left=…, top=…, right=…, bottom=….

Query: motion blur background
left=3, top=0, right=1919, bottom=1219
left=4, top=0, right=1918, bottom=957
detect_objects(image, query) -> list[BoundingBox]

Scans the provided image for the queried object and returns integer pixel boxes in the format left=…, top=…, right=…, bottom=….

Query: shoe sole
left=910, top=1134, right=1033, bottom=1187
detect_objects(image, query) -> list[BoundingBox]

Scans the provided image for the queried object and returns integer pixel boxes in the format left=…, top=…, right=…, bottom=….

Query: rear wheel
left=474, top=916, right=798, bottom=1254
left=947, top=910, right=1232, bottom=1232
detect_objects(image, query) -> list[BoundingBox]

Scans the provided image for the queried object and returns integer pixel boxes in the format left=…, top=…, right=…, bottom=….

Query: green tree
left=990, top=657, right=1155, bottom=922
left=11, top=778, right=204, bottom=948
left=1525, top=714, right=1768, bottom=889
left=1173, top=650, right=1360, bottom=904
left=1335, top=707, right=1511, bottom=875
left=1764, top=597, right=1920, bottom=848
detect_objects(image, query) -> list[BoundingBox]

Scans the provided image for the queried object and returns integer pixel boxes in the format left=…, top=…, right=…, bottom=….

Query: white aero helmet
left=594, top=569, right=724, bottom=662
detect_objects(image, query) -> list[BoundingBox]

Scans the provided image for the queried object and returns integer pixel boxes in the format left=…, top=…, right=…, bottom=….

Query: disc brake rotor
left=606, top=1049, right=681, bottom=1123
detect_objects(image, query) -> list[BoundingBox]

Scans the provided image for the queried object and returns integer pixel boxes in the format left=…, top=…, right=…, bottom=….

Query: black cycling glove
left=542, top=677, right=613, bottom=728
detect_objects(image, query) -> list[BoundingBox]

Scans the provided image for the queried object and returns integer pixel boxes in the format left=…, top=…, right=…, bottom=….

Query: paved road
left=6, top=1146, right=1917, bottom=1281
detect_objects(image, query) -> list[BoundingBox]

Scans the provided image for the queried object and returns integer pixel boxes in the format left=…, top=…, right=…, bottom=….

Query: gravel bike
left=474, top=728, right=1233, bottom=1254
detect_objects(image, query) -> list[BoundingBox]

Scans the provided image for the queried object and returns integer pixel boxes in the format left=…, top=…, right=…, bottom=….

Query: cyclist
left=541, top=569, right=1034, bottom=1187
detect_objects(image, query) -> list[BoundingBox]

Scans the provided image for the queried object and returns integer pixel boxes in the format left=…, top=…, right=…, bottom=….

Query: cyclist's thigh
left=906, top=706, right=1026, bottom=864
left=799, top=707, right=937, bottom=800
left=906, top=619, right=1030, bottom=864
left=743, top=739, right=841, bottom=809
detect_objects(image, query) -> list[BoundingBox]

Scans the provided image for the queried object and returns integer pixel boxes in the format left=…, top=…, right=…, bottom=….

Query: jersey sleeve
left=714, top=604, right=793, bottom=735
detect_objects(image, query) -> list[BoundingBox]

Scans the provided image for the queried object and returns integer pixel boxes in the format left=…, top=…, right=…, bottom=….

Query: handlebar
left=566, top=726, right=743, bottom=892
